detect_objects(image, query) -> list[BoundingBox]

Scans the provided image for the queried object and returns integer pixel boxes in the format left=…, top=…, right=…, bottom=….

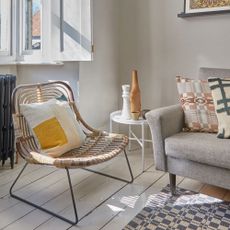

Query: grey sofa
left=146, top=68, right=230, bottom=194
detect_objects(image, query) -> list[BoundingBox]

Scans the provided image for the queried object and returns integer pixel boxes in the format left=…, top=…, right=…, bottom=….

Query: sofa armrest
left=146, top=104, right=184, bottom=171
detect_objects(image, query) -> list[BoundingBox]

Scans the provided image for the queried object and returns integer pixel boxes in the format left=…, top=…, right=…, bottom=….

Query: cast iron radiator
left=0, top=75, right=16, bottom=168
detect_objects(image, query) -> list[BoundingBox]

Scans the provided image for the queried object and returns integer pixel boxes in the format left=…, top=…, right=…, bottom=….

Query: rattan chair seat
left=12, top=81, right=131, bottom=170
left=17, top=133, right=128, bottom=168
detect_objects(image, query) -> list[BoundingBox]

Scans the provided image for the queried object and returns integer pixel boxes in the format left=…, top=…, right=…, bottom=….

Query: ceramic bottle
left=121, top=84, right=131, bottom=120
left=130, top=70, right=141, bottom=114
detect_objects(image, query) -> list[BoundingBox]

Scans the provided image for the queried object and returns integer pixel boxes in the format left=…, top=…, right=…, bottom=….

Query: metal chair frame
left=10, top=81, right=134, bottom=225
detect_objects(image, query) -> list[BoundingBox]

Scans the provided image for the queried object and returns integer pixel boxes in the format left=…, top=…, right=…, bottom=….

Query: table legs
left=128, top=124, right=145, bottom=172
left=110, top=117, right=113, bottom=133
left=141, top=123, right=145, bottom=172
left=109, top=118, right=148, bottom=172
left=128, top=125, right=131, bottom=151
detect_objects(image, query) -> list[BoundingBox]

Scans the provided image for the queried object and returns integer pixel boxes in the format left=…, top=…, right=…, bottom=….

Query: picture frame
left=178, top=0, right=230, bottom=17
left=184, top=0, right=230, bottom=14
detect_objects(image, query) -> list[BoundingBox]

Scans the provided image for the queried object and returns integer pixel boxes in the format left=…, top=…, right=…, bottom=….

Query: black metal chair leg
left=9, top=149, right=133, bottom=225
left=169, top=173, right=176, bottom=195
left=10, top=162, right=28, bottom=195
left=124, top=149, right=134, bottom=183
left=83, top=150, right=134, bottom=183
left=10, top=163, right=79, bottom=225
left=66, top=168, right=78, bottom=223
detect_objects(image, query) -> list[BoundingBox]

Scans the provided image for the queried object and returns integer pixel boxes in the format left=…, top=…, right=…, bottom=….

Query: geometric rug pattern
left=124, top=185, right=230, bottom=230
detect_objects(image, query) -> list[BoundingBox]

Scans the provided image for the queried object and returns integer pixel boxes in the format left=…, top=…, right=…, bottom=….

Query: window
left=0, top=0, right=93, bottom=64
left=24, top=0, right=41, bottom=51
left=0, top=0, right=11, bottom=55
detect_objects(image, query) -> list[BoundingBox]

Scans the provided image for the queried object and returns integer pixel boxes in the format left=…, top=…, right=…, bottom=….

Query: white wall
left=120, top=0, right=230, bottom=109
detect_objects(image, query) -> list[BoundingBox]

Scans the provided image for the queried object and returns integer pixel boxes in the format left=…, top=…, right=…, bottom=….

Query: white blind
left=51, top=0, right=92, bottom=61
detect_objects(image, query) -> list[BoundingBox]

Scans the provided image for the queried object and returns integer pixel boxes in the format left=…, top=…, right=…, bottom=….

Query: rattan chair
left=10, top=81, right=133, bottom=225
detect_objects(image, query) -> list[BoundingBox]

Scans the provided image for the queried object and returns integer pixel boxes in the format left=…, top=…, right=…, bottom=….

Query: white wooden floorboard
left=0, top=167, right=83, bottom=215
left=0, top=165, right=54, bottom=198
left=0, top=154, right=119, bottom=228
left=179, top=177, right=204, bottom=192
left=101, top=174, right=184, bottom=230
left=0, top=162, right=23, bottom=178
left=34, top=149, right=153, bottom=230
left=0, top=164, right=43, bottom=186
left=102, top=176, right=205, bottom=230
left=0, top=145, right=224, bottom=230
left=1, top=147, right=153, bottom=230
left=0, top=159, right=123, bottom=229
left=0, top=169, right=62, bottom=214
left=0, top=169, right=109, bottom=230
left=70, top=167, right=164, bottom=230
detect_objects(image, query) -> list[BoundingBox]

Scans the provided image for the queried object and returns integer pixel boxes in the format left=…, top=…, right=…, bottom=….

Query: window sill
left=0, top=61, right=64, bottom=66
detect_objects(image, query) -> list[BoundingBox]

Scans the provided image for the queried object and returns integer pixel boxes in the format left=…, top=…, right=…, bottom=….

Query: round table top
left=110, top=110, right=148, bottom=125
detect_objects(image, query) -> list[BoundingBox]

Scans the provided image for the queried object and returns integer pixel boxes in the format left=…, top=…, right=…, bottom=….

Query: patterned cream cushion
left=208, top=78, right=230, bottom=138
left=20, top=99, right=86, bottom=157
left=176, top=76, right=218, bottom=133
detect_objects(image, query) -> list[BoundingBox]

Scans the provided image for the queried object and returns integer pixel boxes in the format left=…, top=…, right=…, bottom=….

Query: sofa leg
left=169, top=173, right=176, bottom=195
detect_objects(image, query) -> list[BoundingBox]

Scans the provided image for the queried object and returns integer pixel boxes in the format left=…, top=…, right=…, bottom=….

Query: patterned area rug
left=124, top=185, right=230, bottom=230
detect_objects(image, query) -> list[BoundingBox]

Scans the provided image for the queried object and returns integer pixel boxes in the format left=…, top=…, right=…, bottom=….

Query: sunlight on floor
left=120, top=195, right=140, bottom=208
left=174, top=193, right=222, bottom=206
left=145, top=191, right=223, bottom=210
left=107, top=204, right=125, bottom=212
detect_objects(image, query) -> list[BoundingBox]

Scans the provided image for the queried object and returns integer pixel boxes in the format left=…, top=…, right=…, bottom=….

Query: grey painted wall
left=17, top=63, right=80, bottom=101
left=0, top=0, right=230, bottom=129
left=119, top=0, right=230, bottom=109
left=79, top=0, right=120, bottom=128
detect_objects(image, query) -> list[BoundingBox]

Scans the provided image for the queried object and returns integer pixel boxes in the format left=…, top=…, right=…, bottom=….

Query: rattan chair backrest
left=12, top=81, right=97, bottom=153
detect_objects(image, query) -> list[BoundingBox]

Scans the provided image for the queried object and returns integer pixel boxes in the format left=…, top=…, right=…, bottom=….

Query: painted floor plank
left=101, top=174, right=185, bottom=230
left=2, top=148, right=152, bottom=230
left=0, top=160, right=125, bottom=230
left=179, top=178, right=204, bottom=193
left=34, top=149, right=154, bottom=230
left=0, top=145, right=229, bottom=230
left=0, top=165, right=54, bottom=199
left=69, top=167, right=163, bottom=230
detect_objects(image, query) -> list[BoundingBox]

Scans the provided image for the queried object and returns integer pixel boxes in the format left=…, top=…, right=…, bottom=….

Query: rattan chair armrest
left=16, top=137, right=55, bottom=165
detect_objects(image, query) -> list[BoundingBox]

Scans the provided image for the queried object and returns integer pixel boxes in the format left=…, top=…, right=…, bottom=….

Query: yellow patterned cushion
left=33, top=117, right=68, bottom=149
left=20, top=99, right=86, bottom=157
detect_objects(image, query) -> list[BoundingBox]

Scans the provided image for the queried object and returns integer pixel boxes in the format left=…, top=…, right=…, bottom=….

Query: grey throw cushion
left=165, top=132, right=230, bottom=170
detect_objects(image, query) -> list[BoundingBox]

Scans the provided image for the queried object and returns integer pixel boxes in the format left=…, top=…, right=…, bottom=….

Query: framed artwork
left=184, top=0, right=230, bottom=14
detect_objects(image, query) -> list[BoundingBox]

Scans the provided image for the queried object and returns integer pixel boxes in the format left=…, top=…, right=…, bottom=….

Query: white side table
left=110, top=110, right=152, bottom=172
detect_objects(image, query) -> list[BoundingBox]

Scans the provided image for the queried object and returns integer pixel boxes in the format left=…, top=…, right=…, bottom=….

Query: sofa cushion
left=165, top=132, right=230, bottom=170
left=176, top=76, right=218, bottom=133
left=208, top=78, right=230, bottom=139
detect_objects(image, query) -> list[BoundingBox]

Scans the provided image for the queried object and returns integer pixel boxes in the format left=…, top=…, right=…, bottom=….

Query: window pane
left=0, top=0, right=10, bottom=53
left=24, top=0, right=41, bottom=50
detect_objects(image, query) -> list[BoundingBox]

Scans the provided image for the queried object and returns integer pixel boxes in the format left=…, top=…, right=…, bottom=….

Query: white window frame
left=0, top=0, right=12, bottom=56
left=0, top=0, right=92, bottom=64
left=18, top=0, right=44, bottom=62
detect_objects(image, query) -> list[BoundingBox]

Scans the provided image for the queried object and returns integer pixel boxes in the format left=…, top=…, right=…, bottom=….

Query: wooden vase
left=130, top=70, right=141, bottom=113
